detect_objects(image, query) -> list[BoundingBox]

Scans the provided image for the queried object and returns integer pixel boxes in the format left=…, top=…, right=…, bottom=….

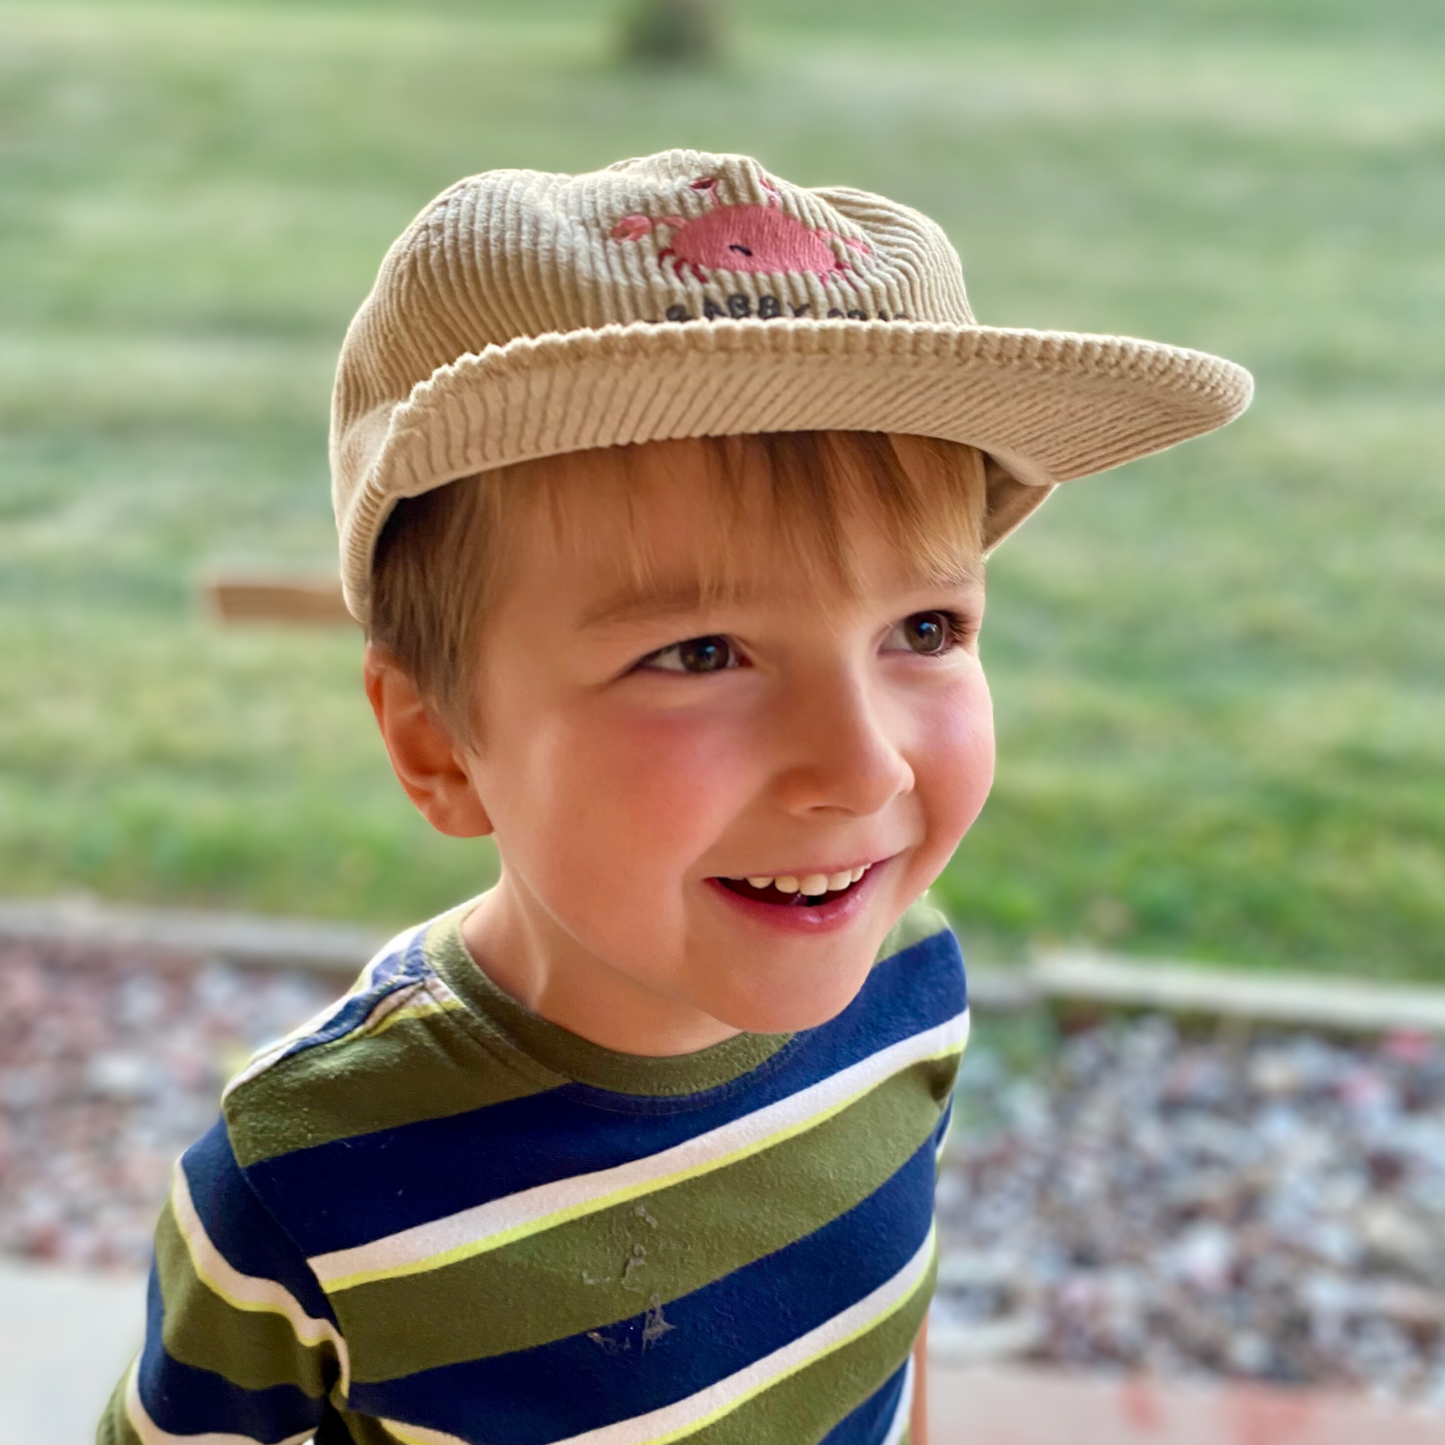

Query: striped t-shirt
left=99, top=897, right=969, bottom=1445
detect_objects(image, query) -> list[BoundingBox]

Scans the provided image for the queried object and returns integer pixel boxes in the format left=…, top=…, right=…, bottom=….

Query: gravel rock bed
left=935, top=1012, right=1445, bottom=1404
left=0, top=938, right=339, bottom=1270
left=5, top=938, right=1445, bottom=1403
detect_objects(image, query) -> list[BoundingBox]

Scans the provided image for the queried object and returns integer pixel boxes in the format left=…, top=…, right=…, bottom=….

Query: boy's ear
left=363, top=644, right=493, bottom=838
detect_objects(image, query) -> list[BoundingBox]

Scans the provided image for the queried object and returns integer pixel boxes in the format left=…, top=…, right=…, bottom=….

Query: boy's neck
left=460, top=881, right=745, bottom=1059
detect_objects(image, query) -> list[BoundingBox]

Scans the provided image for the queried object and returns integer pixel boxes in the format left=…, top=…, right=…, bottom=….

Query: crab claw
left=611, top=214, right=655, bottom=242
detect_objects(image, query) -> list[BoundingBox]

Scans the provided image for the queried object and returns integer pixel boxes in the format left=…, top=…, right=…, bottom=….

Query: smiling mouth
left=715, top=864, right=872, bottom=907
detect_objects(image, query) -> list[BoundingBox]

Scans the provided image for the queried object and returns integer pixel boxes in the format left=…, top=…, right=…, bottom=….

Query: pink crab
left=610, top=175, right=870, bottom=284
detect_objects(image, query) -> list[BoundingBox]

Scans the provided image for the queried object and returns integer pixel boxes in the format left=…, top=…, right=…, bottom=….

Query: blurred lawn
left=0, top=0, right=1441, bottom=976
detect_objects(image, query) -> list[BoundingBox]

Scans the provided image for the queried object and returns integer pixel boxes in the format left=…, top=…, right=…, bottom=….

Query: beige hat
left=331, top=149, right=1252, bottom=622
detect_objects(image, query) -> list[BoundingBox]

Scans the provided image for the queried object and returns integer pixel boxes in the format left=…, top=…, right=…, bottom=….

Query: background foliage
left=0, top=0, right=1440, bottom=975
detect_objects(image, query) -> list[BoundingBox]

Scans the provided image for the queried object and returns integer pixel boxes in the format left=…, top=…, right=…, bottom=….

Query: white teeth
left=737, top=865, right=872, bottom=895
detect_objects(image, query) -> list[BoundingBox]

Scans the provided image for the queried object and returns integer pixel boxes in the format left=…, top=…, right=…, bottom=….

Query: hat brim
left=338, top=317, right=1252, bottom=619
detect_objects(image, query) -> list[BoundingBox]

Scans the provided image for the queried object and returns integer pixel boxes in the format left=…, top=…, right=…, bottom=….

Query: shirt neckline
left=425, top=907, right=794, bottom=1098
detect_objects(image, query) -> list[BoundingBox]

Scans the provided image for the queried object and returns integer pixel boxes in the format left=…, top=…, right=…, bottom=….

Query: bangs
left=534, top=432, right=986, bottom=610
left=370, top=432, right=987, bottom=742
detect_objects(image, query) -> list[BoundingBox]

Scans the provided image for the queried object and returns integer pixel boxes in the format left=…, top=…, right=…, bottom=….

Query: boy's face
left=405, top=440, right=993, bottom=1047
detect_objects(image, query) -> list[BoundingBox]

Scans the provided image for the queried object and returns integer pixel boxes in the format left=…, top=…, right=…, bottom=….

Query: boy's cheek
left=588, top=709, right=758, bottom=827
left=503, top=704, right=759, bottom=874
left=914, top=675, right=996, bottom=846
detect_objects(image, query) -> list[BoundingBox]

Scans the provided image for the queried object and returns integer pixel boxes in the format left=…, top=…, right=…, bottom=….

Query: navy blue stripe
left=820, top=1360, right=909, bottom=1445
left=265, top=930, right=429, bottom=1072
left=138, top=1266, right=324, bottom=1442
left=348, top=1136, right=936, bottom=1444
left=248, top=930, right=963, bottom=1256
left=183, top=1119, right=337, bottom=1325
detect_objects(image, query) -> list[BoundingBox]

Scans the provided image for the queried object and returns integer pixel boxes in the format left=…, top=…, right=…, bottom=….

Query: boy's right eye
left=638, top=635, right=740, bottom=674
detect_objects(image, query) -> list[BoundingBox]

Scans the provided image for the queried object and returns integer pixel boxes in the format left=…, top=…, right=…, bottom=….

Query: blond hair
left=369, top=431, right=987, bottom=742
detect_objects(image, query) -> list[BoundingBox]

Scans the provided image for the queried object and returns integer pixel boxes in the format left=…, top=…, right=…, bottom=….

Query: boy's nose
left=768, top=672, right=915, bottom=818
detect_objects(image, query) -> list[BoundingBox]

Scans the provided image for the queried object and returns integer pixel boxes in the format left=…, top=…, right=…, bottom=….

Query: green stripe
left=227, top=1010, right=560, bottom=1167
left=680, top=1249, right=932, bottom=1445
left=154, top=1199, right=334, bottom=1397
left=337, top=1054, right=957, bottom=1381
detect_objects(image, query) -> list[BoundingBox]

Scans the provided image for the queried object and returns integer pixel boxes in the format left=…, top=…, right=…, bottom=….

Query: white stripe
left=550, top=1225, right=936, bottom=1445
left=123, top=1358, right=315, bottom=1445
left=881, top=1354, right=915, bottom=1445
left=169, top=1162, right=351, bottom=1394
left=310, top=1009, right=968, bottom=1290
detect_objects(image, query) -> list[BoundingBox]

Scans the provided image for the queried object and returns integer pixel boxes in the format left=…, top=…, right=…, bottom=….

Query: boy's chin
left=702, top=970, right=871, bottom=1037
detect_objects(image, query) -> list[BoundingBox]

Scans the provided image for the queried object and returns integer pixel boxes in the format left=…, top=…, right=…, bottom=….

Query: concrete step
left=0, top=895, right=386, bottom=978
left=0, top=1259, right=144, bottom=1445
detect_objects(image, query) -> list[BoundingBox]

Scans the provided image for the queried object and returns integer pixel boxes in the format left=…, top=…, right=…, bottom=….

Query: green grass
left=1, top=0, right=1441, bottom=974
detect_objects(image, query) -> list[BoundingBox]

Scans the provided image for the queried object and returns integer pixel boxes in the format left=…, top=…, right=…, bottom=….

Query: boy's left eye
left=885, top=611, right=963, bottom=656
left=639, top=634, right=740, bottom=673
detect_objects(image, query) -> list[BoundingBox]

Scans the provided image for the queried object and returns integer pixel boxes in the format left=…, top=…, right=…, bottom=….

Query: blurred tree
left=618, top=0, right=725, bottom=65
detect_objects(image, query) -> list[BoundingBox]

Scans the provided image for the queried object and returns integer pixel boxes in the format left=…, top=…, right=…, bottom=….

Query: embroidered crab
left=610, top=176, right=870, bottom=285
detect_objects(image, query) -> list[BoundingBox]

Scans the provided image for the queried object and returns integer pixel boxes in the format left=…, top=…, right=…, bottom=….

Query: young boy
left=100, top=150, right=1249, bottom=1445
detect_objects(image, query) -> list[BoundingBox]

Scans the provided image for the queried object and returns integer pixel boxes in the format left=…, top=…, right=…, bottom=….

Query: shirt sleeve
left=97, top=1118, right=345, bottom=1445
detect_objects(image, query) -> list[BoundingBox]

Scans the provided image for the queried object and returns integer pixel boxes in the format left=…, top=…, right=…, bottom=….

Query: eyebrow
left=579, top=578, right=756, bottom=630
left=578, top=558, right=983, bottom=632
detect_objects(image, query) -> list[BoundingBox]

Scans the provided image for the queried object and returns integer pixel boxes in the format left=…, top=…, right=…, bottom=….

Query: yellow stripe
left=323, top=1041, right=963, bottom=1293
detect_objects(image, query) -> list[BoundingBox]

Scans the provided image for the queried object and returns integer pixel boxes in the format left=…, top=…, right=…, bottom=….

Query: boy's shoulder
left=220, top=903, right=562, bottom=1174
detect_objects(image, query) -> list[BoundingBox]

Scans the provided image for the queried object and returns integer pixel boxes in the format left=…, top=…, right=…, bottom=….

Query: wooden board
left=204, top=575, right=354, bottom=626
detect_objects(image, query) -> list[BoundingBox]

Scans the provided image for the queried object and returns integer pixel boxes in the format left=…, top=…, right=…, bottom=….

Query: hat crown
left=332, top=151, right=973, bottom=480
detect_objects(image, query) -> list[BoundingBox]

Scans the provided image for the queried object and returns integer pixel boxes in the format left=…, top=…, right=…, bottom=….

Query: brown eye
left=642, top=635, right=738, bottom=673
left=901, top=612, right=952, bottom=655
left=678, top=636, right=732, bottom=672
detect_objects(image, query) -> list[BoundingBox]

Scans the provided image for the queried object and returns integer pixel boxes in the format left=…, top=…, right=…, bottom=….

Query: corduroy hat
left=331, top=149, right=1252, bottom=622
